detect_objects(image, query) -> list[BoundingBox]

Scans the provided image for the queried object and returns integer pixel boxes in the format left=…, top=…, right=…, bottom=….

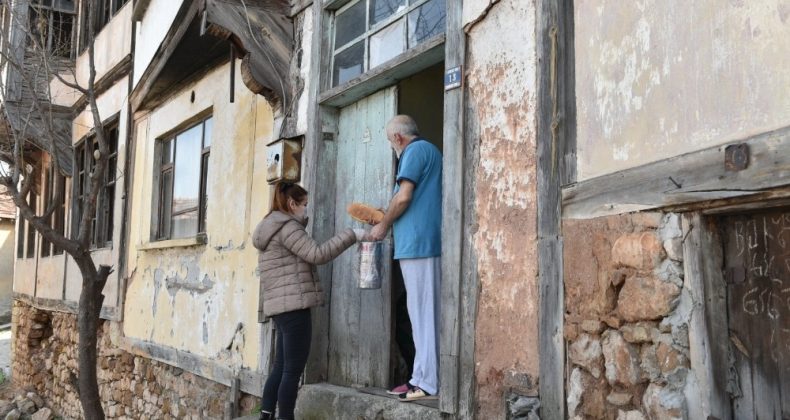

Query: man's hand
left=369, top=222, right=389, bottom=241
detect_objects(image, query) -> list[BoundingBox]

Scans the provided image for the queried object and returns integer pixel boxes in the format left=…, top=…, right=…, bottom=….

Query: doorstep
left=236, top=383, right=442, bottom=420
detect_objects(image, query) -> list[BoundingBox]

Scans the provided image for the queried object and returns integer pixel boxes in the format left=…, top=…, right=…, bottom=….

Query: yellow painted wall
left=0, top=221, right=14, bottom=290
left=575, top=0, right=790, bottom=180
left=124, top=61, right=274, bottom=370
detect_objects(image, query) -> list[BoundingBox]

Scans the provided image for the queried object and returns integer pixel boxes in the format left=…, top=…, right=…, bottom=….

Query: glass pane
left=159, top=170, right=173, bottom=239
left=408, top=0, right=445, bottom=47
left=333, top=40, right=364, bottom=86
left=171, top=210, right=198, bottom=240
left=369, top=19, right=405, bottom=68
left=335, top=0, right=365, bottom=50
left=369, top=0, right=406, bottom=27
left=202, top=117, right=213, bottom=148
left=172, top=124, right=201, bottom=215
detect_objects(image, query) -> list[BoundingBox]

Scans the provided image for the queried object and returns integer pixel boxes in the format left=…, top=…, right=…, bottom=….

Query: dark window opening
left=73, top=122, right=118, bottom=248
left=29, top=0, right=76, bottom=58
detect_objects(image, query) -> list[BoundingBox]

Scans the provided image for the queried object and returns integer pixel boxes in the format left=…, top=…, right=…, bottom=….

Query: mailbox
left=266, top=137, right=302, bottom=183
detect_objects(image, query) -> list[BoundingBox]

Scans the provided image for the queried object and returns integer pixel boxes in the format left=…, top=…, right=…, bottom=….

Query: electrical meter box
left=266, top=137, right=302, bottom=183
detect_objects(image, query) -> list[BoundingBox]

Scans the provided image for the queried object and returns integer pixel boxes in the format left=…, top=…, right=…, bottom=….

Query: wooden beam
left=683, top=213, right=732, bottom=420
left=563, top=126, right=790, bottom=219
left=121, top=337, right=264, bottom=397
left=439, top=0, right=464, bottom=415
left=318, top=36, right=445, bottom=108
left=536, top=0, right=574, bottom=418
left=13, top=292, right=118, bottom=321
left=302, top=1, right=336, bottom=384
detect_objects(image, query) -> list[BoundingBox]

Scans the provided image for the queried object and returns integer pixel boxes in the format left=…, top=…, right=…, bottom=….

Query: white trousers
left=399, top=257, right=441, bottom=395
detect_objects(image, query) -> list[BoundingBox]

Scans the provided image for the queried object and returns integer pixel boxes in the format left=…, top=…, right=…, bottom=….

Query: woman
left=253, top=181, right=366, bottom=420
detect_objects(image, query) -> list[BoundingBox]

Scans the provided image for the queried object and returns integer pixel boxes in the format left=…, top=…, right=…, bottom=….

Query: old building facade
left=3, top=0, right=789, bottom=419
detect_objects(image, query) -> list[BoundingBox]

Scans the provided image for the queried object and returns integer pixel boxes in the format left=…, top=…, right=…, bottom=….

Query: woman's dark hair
left=269, top=181, right=308, bottom=216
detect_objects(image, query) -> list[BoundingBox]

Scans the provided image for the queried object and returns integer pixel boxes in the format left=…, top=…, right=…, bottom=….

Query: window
left=40, top=164, right=67, bottom=257
left=331, top=0, right=445, bottom=86
left=77, top=0, right=129, bottom=53
left=156, top=116, right=212, bottom=240
left=29, top=0, right=76, bottom=58
left=73, top=123, right=118, bottom=248
left=25, top=190, right=36, bottom=258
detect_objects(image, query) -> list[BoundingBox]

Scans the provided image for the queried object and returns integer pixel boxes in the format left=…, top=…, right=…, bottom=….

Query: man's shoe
left=387, top=382, right=414, bottom=395
left=398, top=387, right=438, bottom=402
left=259, top=411, right=273, bottom=420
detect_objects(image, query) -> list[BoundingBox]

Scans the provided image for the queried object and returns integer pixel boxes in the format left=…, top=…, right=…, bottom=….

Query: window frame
left=72, top=119, right=119, bottom=249
left=153, top=114, right=212, bottom=242
left=329, top=0, right=445, bottom=87
left=28, top=0, right=77, bottom=58
left=39, top=163, right=68, bottom=257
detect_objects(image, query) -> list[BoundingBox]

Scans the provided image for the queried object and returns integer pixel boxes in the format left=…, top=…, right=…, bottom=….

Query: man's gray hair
left=387, top=115, right=420, bottom=137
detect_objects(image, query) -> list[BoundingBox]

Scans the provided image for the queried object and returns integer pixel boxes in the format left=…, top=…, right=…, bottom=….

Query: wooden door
left=722, top=208, right=790, bottom=419
left=328, top=87, right=396, bottom=388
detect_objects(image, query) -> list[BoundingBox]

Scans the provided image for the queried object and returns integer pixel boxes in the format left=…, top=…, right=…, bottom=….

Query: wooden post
left=439, top=0, right=465, bottom=415
left=537, top=0, right=575, bottom=419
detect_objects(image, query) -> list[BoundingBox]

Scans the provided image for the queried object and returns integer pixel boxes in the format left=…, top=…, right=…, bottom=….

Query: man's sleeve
left=396, top=145, right=425, bottom=186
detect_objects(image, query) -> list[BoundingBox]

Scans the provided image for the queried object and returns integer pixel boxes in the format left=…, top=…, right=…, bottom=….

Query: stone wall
left=12, top=300, right=259, bottom=419
left=564, top=212, right=691, bottom=419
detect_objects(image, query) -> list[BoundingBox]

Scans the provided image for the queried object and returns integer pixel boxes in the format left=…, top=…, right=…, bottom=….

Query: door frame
left=301, top=0, right=471, bottom=417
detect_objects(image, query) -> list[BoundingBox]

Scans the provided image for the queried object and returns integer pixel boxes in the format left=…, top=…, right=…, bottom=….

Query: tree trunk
left=76, top=262, right=112, bottom=420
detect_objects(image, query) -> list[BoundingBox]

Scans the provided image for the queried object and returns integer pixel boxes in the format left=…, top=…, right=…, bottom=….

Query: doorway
left=326, top=63, right=445, bottom=391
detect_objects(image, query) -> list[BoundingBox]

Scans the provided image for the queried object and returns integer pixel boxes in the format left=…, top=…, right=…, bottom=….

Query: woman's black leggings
left=261, top=308, right=312, bottom=420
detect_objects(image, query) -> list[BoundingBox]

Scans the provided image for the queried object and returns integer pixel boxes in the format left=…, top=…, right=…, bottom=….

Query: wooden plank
left=537, top=238, right=564, bottom=420
left=536, top=0, right=574, bottom=418
left=563, top=126, right=790, bottom=219
left=121, top=337, right=264, bottom=397
left=356, top=87, right=395, bottom=388
left=318, top=36, right=445, bottom=108
left=438, top=0, right=464, bottom=414
left=329, top=98, right=360, bottom=385
left=682, top=213, right=732, bottom=420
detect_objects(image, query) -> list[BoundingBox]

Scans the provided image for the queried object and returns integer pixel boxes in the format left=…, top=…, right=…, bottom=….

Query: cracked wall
left=124, top=61, right=274, bottom=371
left=575, top=0, right=790, bottom=180
left=465, top=0, right=540, bottom=417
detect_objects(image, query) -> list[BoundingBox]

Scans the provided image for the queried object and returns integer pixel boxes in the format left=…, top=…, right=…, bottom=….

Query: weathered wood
left=203, top=0, right=293, bottom=107
left=289, top=0, right=313, bottom=17
left=537, top=237, right=564, bottom=420
left=318, top=36, right=445, bottom=108
left=720, top=209, right=790, bottom=419
left=537, top=0, right=574, bottom=418
left=438, top=0, right=464, bottom=414
left=683, top=213, right=732, bottom=420
left=122, top=336, right=264, bottom=397
left=129, top=0, right=200, bottom=111
left=13, top=292, right=118, bottom=320
left=328, top=88, right=395, bottom=388
left=563, top=125, right=790, bottom=219
left=302, top=0, right=335, bottom=384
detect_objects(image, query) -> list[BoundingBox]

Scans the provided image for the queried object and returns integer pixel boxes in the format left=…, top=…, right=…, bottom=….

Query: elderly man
left=370, top=115, right=442, bottom=401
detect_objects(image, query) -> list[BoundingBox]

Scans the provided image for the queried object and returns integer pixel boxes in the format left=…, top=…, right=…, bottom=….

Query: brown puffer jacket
left=253, top=211, right=357, bottom=321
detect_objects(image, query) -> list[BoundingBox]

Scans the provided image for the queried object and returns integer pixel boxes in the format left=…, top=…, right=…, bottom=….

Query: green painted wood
left=329, top=87, right=396, bottom=388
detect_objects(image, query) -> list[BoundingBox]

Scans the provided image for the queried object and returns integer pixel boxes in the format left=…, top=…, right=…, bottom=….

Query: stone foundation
left=12, top=300, right=259, bottom=419
left=564, top=213, right=690, bottom=419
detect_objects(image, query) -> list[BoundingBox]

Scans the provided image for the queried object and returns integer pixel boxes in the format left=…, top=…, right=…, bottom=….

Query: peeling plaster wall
left=576, top=0, right=790, bottom=180
left=465, top=0, right=539, bottom=417
left=124, top=61, right=274, bottom=371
